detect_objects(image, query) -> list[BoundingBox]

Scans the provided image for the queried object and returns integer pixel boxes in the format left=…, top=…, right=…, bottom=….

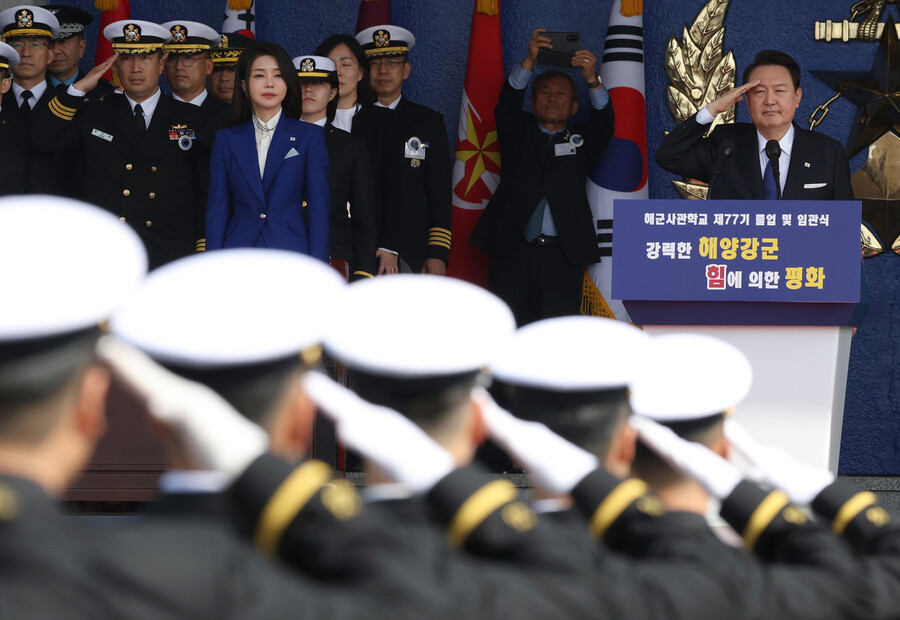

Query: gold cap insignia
left=300, top=58, right=315, bottom=73
left=16, top=9, right=33, bottom=29
left=219, top=33, right=229, bottom=48
left=170, top=24, right=187, bottom=42
left=124, top=23, right=141, bottom=41
left=374, top=29, right=390, bottom=48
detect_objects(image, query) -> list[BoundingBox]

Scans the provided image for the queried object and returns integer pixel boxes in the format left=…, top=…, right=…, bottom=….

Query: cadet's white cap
left=292, top=55, right=336, bottom=78
left=492, top=316, right=650, bottom=392
left=160, top=21, right=219, bottom=53
left=324, top=275, right=515, bottom=378
left=0, top=41, right=20, bottom=70
left=103, top=20, right=170, bottom=53
left=110, top=249, right=345, bottom=368
left=0, top=6, right=59, bottom=38
left=0, top=195, right=147, bottom=342
left=355, top=24, right=415, bottom=57
left=630, top=333, right=753, bottom=421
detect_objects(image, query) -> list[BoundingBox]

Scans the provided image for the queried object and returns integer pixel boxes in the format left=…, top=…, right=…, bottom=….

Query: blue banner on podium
left=612, top=200, right=860, bottom=303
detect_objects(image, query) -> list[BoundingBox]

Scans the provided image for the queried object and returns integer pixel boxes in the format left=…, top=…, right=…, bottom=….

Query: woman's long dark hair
left=315, top=34, right=376, bottom=106
left=230, top=41, right=302, bottom=126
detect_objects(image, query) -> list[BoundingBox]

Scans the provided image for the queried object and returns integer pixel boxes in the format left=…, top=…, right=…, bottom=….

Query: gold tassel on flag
left=580, top=270, right=617, bottom=319
left=476, top=0, right=498, bottom=16
left=94, top=0, right=119, bottom=10
left=621, top=0, right=642, bottom=17
left=228, top=0, right=252, bottom=10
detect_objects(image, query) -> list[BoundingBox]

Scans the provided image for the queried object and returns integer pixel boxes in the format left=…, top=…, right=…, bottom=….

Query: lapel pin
left=290, top=137, right=296, bottom=142
left=804, top=162, right=810, bottom=168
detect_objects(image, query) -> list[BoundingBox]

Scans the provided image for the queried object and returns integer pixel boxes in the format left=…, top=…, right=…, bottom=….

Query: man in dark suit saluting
left=656, top=50, right=853, bottom=201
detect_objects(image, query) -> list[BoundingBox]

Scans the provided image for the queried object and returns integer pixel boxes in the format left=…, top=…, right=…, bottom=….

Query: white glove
left=301, top=372, right=455, bottom=493
left=630, top=415, right=743, bottom=500
left=96, top=336, right=268, bottom=477
left=472, top=387, right=599, bottom=495
left=724, top=419, right=834, bottom=506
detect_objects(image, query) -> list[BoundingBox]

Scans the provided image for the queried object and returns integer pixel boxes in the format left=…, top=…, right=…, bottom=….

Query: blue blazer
left=206, top=114, right=330, bottom=262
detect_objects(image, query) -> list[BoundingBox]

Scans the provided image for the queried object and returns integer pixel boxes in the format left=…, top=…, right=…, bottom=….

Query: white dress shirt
left=254, top=107, right=282, bottom=178
left=12, top=79, right=48, bottom=109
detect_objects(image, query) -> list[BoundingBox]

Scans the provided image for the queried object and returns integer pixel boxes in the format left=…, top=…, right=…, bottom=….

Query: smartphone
left=536, top=32, right=581, bottom=68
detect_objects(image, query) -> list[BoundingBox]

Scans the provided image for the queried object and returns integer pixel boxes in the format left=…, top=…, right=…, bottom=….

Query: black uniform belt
left=530, top=235, right=560, bottom=246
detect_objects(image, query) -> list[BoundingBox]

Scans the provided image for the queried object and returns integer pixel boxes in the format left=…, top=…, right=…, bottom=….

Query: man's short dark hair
left=0, top=327, right=101, bottom=443
left=164, top=357, right=303, bottom=428
left=743, top=50, right=801, bottom=90
left=349, top=370, right=479, bottom=433
left=499, top=383, right=630, bottom=461
left=532, top=70, right=578, bottom=100
left=631, top=415, right=725, bottom=488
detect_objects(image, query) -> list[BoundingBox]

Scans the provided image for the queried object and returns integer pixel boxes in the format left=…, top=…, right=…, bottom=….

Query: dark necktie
left=134, top=103, right=146, bottom=134
left=20, top=90, right=33, bottom=116
left=763, top=158, right=778, bottom=201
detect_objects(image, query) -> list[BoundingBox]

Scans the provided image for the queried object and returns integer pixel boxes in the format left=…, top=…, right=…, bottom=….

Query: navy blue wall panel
left=59, top=0, right=898, bottom=473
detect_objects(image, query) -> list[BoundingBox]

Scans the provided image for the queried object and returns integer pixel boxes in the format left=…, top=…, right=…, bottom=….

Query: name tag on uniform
left=91, top=128, right=113, bottom=142
left=404, top=136, right=428, bottom=160
left=554, top=142, right=576, bottom=157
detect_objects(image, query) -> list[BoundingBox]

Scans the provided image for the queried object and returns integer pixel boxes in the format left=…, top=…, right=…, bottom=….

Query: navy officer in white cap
left=33, top=19, right=210, bottom=270
left=353, top=24, right=451, bottom=277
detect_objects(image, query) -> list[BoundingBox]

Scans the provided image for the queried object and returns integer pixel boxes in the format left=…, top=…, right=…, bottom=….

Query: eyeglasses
left=164, top=54, right=207, bottom=67
left=8, top=40, right=48, bottom=51
left=369, top=58, right=406, bottom=69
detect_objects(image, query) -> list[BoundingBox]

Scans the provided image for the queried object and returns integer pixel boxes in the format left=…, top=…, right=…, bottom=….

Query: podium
left=613, top=199, right=864, bottom=473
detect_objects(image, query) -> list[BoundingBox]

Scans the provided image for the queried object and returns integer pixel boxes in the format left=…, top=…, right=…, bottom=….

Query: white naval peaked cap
left=630, top=333, right=753, bottom=421
left=0, top=6, right=60, bottom=38
left=0, top=195, right=147, bottom=341
left=160, top=20, right=220, bottom=51
left=355, top=24, right=415, bottom=57
left=110, top=249, right=346, bottom=368
left=292, top=55, right=336, bottom=78
left=0, top=41, right=20, bottom=70
left=491, top=316, right=651, bottom=391
left=324, top=275, right=516, bottom=377
left=103, top=20, right=170, bottom=50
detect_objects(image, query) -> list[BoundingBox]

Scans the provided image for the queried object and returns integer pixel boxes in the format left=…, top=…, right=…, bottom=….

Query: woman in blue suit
left=206, top=41, right=330, bottom=262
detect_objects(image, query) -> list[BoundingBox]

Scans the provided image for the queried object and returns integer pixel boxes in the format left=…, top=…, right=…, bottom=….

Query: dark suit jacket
left=325, top=124, right=377, bottom=278
left=32, top=90, right=209, bottom=270
left=0, top=103, right=27, bottom=196
left=206, top=115, right=330, bottom=262
left=655, top=115, right=854, bottom=200
left=469, top=80, right=615, bottom=266
left=353, top=98, right=452, bottom=271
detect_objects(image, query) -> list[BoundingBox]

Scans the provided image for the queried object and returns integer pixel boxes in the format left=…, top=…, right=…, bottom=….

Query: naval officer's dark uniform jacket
left=353, top=98, right=452, bottom=272
left=325, top=123, right=378, bottom=279
left=0, top=102, right=27, bottom=196
left=32, top=89, right=209, bottom=270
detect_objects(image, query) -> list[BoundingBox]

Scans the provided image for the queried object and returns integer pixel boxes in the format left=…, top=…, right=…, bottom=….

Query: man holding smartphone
left=470, top=28, right=614, bottom=326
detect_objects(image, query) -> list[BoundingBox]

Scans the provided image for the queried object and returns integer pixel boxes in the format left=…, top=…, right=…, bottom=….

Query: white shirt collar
left=125, top=87, right=162, bottom=126
left=310, top=117, right=327, bottom=127
left=374, top=94, right=402, bottom=110
left=531, top=498, right=571, bottom=514
left=756, top=123, right=795, bottom=158
left=254, top=107, right=281, bottom=131
left=158, top=470, right=230, bottom=495
left=361, top=482, right=415, bottom=503
left=13, top=79, right=48, bottom=107
left=332, top=105, right=360, bottom=132
left=173, top=89, right=208, bottom=107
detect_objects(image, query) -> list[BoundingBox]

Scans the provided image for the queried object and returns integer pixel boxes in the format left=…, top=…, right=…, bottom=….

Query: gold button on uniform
left=123, top=189, right=130, bottom=196
left=151, top=166, right=157, bottom=172
left=120, top=216, right=126, bottom=222
left=145, top=220, right=152, bottom=227
left=125, top=163, right=133, bottom=170
left=149, top=192, right=156, bottom=199
left=260, top=213, right=266, bottom=219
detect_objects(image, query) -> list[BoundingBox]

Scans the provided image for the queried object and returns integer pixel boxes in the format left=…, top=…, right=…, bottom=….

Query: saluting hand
left=706, top=79, right=760, bottom=117
left=73, top=53, right=118, bottom=94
